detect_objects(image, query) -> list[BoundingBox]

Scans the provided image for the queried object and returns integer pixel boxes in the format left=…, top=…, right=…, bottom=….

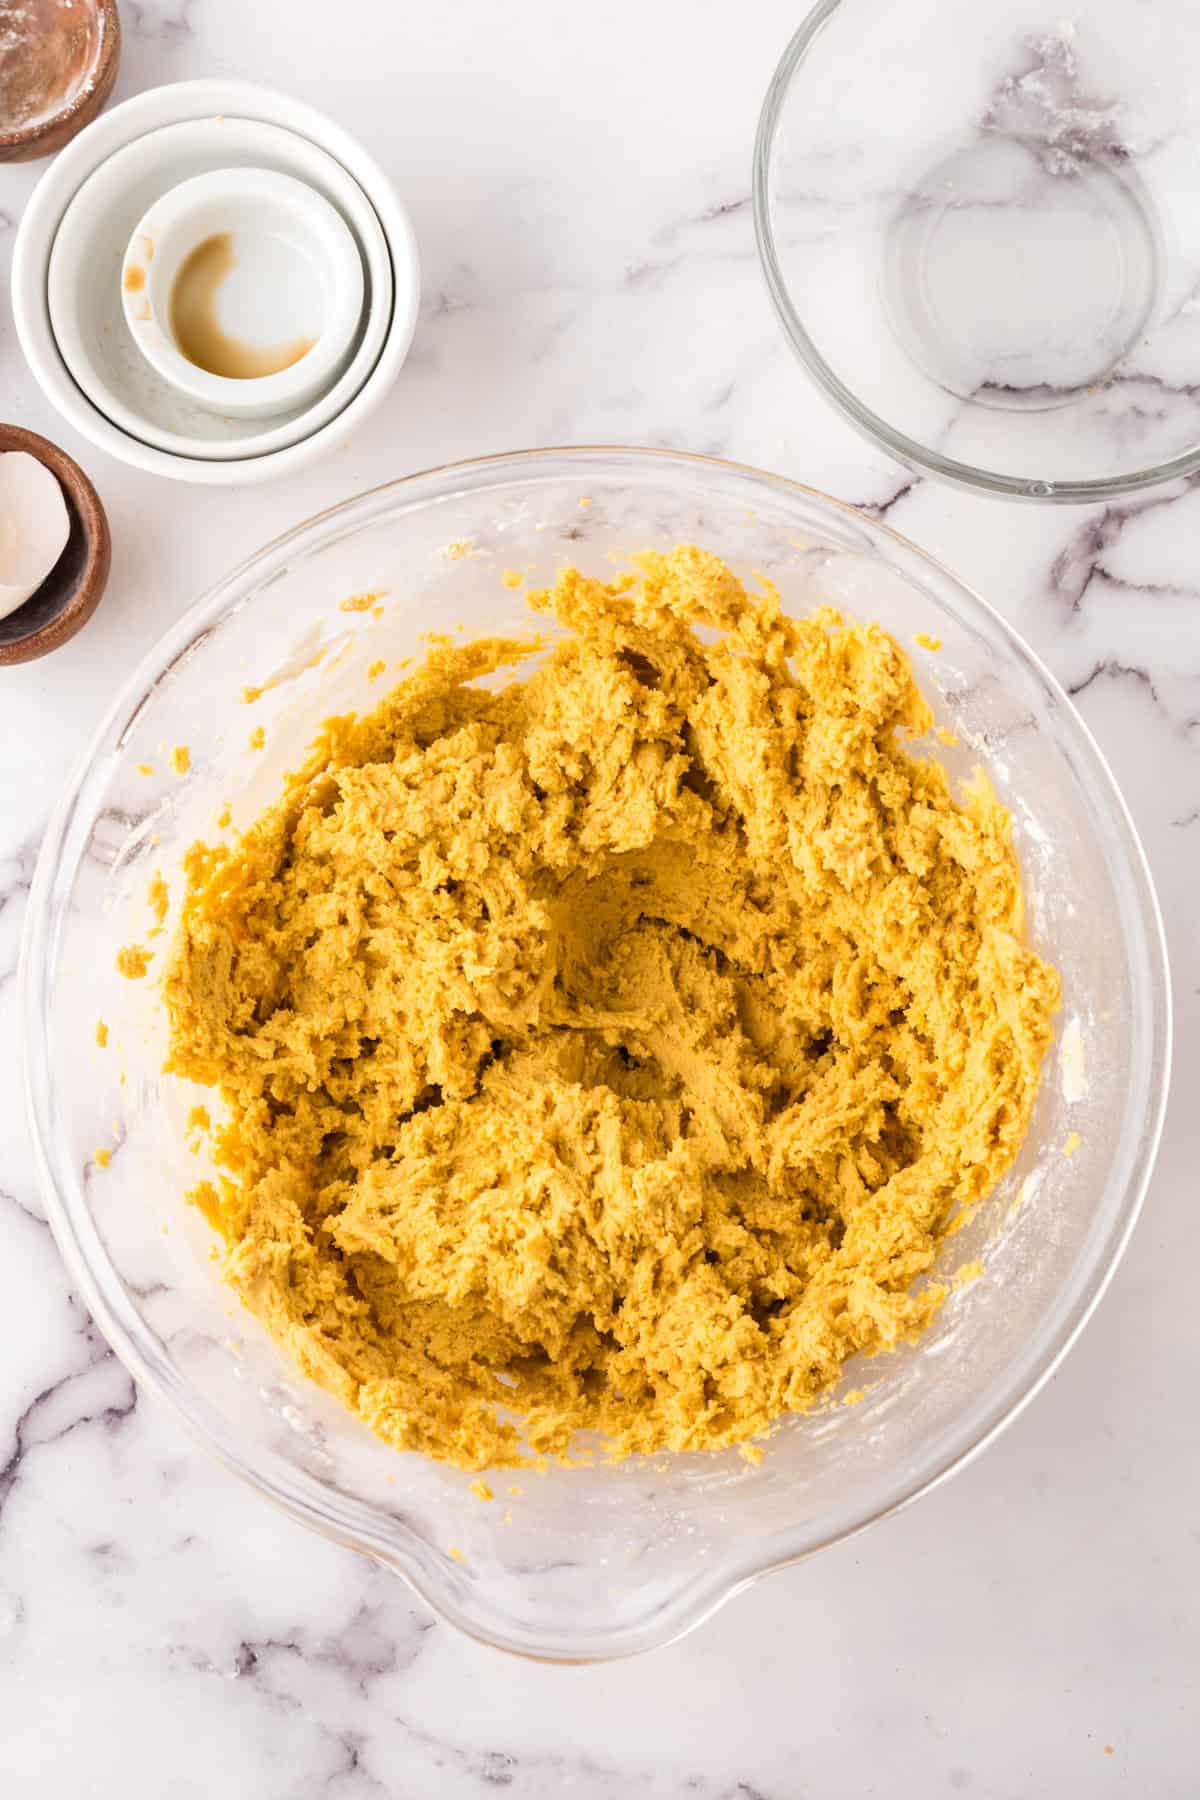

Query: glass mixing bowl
left=22, top=449, right=1170, bottom=1660
left=755, top=0, right=1200, bottom=501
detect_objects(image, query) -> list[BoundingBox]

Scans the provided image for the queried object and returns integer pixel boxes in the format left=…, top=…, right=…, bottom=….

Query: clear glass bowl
left=22, top=449, right=1170, bottom=1660
left=755, top=0, right=1200, bottom=501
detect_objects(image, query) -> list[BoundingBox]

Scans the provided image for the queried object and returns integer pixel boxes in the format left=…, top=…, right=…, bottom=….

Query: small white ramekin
left=120, top=166, right=364, bottom=422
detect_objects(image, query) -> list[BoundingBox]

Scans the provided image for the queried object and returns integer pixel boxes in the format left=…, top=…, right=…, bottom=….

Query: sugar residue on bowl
left=0, top=0, right=103, bottom=133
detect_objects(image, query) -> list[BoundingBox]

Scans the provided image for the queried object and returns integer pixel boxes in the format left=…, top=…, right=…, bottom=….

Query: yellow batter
left=164, top=546, right=1059, bottom=1469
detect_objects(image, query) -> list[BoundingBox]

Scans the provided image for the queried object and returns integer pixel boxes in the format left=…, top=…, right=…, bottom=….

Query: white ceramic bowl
left=17, top=81, right=420, bottom=485
left=46, top=115, right=394, bottom=462
left=121, top=167, right=365, bottom=421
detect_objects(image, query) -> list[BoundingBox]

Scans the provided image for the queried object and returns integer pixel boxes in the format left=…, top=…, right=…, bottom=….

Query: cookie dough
left=164, top=546, right=1059, bottom=1469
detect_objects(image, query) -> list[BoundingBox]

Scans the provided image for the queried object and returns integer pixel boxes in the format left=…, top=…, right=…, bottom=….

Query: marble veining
left=0, top=1, right=1197, bottom=1793
left=125, top=0, right=197, bottom=42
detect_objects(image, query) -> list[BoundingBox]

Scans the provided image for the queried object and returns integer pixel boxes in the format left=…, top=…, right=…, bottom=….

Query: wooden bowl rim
left=0, top=424, right=112, bottom=665
left=0, top=0, right=122, bottom=161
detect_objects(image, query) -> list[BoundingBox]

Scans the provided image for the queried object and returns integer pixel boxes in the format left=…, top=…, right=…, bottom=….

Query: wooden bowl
left=0, top=0, right=121, bottom=164
left=0, top=427, right=111, bottom=665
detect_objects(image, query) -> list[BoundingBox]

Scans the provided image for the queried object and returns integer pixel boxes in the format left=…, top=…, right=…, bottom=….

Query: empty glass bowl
left=23, top=449, right=1169, bottom=1659
left=755, top=0, right=1200, bottom=500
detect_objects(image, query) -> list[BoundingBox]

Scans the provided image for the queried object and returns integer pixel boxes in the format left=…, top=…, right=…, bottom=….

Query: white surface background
left=1, top=2, right=1197, bottom=1793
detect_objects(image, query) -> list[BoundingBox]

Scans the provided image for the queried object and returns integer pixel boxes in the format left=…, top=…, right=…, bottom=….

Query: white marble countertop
left=1, top=1, right=1197, bottom=1792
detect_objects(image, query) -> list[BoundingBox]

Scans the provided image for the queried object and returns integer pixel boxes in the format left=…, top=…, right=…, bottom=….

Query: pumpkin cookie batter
left=164, top=547, right=1059, bottom=1469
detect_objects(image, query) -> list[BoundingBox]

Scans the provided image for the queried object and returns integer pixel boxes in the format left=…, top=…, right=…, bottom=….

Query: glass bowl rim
left=20, top=445, right=1173, bottom=1658
left=752, top=0, right=1200, bottom=504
